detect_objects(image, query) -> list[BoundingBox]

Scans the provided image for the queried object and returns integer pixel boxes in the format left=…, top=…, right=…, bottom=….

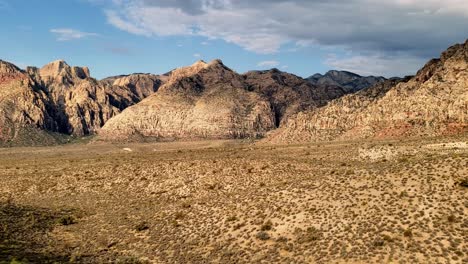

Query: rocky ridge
left=0, top=60, right=56, bottom=145
left=99, top=60, right=276, bottom=141
left=0, top=60, right=163, bottom=145
left=99, top=60, right=349, bottom=141
left=267, top=40, right=468, bottom=143
left=307, top=70, right=387, bottom=93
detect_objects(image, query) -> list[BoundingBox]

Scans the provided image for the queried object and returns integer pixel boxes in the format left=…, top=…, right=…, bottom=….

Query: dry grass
left=0, top=137, right=467, bottom=263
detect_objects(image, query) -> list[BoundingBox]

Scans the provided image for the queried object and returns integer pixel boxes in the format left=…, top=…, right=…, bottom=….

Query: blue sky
left=0, top=0, right=467, bottom=79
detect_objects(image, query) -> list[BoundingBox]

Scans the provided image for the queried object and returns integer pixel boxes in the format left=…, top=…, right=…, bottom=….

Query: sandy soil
left=0, top=137, right=467, bottom=263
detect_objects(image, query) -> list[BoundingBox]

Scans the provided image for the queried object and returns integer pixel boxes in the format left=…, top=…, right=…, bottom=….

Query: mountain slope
left=0, top=60, right=163, bottom=145
left=244, top=69, right=347, bottom=127
left=307, top=70, right=387, bottom=93
left=99, top=60, right=350, bottom=141
left=99, top=60, right=276, bottom=141
left=268, top=40, right=468, bottom=143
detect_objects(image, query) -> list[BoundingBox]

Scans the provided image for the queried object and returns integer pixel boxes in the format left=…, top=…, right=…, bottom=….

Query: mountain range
left=307, top=70, right=388, bottom=93
left=268, top=40, right=468, bottom=143
left=0, top=40, right=466, bottom=146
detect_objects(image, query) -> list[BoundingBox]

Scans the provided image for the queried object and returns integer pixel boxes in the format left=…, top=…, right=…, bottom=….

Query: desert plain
left=0, top=136, right=467, bottom=264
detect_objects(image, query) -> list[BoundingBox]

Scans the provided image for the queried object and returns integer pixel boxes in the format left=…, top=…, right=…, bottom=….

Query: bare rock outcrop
left=0, top=60, right=57, bottom=145
left=0, top=60, right=163, bottom=145
left=99, top=60, right=351, bottom=141
left=267, top=40, right=468, bottom=143
left=99, top=60, right=276, bottom=141
left=243, top=69, right=347, bottom=127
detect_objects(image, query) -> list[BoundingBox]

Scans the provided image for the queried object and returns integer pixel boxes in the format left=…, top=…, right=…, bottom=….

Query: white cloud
left=50, top=28, right=99, bottom=41
left=325, top=53, right=426, bottom=77
left=257, top=60, right=280, bottom=68
left=193, top=53, right=202, bottom=58
left=96, top=0, right=468, bottom=75
left=102, top=0, right=467, bottom=55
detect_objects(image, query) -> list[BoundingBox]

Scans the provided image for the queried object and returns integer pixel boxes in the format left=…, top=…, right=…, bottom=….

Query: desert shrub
left=260, top=220, right=273, bottom=231
left=256, top=231, right=270, bottom=241
left=226, top=216, right=238, bottom=222
left=57, top=215, right=76, bottom=226
left=116, top=256, right=147, bottom=264
left=458, top=178, right=468, bottom=188
left=297, top=227, right=321, bottom=243
left=135, top=221, right=149, bottom=231
left=276, top=236, right=288, bottom=243
left=403, top=229, right=412, bottom=237
left=373, top=239, right=385, bottom=247
left=174, top=212, right=185, bottom=220
left=233, top=222, right=245, bottom=230
left=447, top=214, right=456, bottom=223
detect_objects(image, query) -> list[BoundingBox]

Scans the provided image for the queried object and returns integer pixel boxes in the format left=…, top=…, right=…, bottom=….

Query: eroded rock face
left=243, top=69, right=347, bottom=127
left=99, top=60, right=276, bottom=141
left=0, top=60, right=56, bottom=144
left=99, top=60, right=352, bottom=141
left=307, top=70, right=387, bottom=93
left=0, top=60, right=163, bottom=144
left=268, top=40, right=468, bottom=143
left=30, top=61, right=163, bottom=136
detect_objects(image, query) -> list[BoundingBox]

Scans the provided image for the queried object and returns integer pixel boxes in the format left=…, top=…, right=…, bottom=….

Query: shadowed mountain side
left=0, top=60, right=164, bottom=145
left=267, top=40, right=468, bottom=143
left=243, top=69, right=347, bottom=127
left=307, top=70, right=387, bottom=93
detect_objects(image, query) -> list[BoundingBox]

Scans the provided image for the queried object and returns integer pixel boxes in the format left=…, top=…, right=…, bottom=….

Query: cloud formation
left=257, top=60, right=280, bottom=68
left=99, top=0, right=468, bottom=75
left=50, top=28, right=99, bottom=41
left=325, top=53, right=427, bottom=77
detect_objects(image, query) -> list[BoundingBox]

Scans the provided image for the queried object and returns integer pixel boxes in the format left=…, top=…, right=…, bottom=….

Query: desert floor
left=0, top=137, right=467, bottom=263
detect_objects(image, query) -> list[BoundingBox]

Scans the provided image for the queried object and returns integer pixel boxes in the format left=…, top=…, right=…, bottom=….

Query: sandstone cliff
left=267, top=40, right=468, bottom=143
left=0, top=60, right=57, bottom=145
left=0, top=60, right=163, bottom=145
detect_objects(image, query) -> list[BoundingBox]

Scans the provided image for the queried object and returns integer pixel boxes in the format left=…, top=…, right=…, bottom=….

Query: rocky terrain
left=3, top=40, right=466, bottom=146
left=1, top=39, right=467, bottom=264
left=307, top=70, right=387, bottom=93
left=0, top=60, right=58, bottom=145
left=0, top=58, right=355, bottom=145
left=269, top=40, right=468, bottom=143
left=99, top=60, right=348, bottom=141
left=0, top=137, right=466, bottom=263
left=0, top=60, right=163, bottom=146
left=244, top=69, right=347, bottom=127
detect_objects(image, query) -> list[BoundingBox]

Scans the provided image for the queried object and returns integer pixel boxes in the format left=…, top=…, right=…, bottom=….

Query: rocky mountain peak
left=193, top=60, right=208, bottom=67
left=267, top=39, right=468, bottom=143
left=0, top=60, right=23, bottom=74
left=208, top=59, right=224, bottom=66
left=164, top=59, right=232, bottom=88
left=0, top=60, right=27, bottom=86
left=39, top=60, right=69, bottom=77
left=307, top=70, right=386, bottom=93
left=415, top=39, right=468, bottom=83
left=39, top=60, right=90, bottom=83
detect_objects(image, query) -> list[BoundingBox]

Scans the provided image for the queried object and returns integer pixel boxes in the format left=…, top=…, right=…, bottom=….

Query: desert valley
left=0, top=30, right=467, bottom=264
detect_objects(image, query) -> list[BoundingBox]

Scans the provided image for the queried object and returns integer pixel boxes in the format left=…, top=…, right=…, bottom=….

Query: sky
left=0, top=0, right=467, bottom=79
